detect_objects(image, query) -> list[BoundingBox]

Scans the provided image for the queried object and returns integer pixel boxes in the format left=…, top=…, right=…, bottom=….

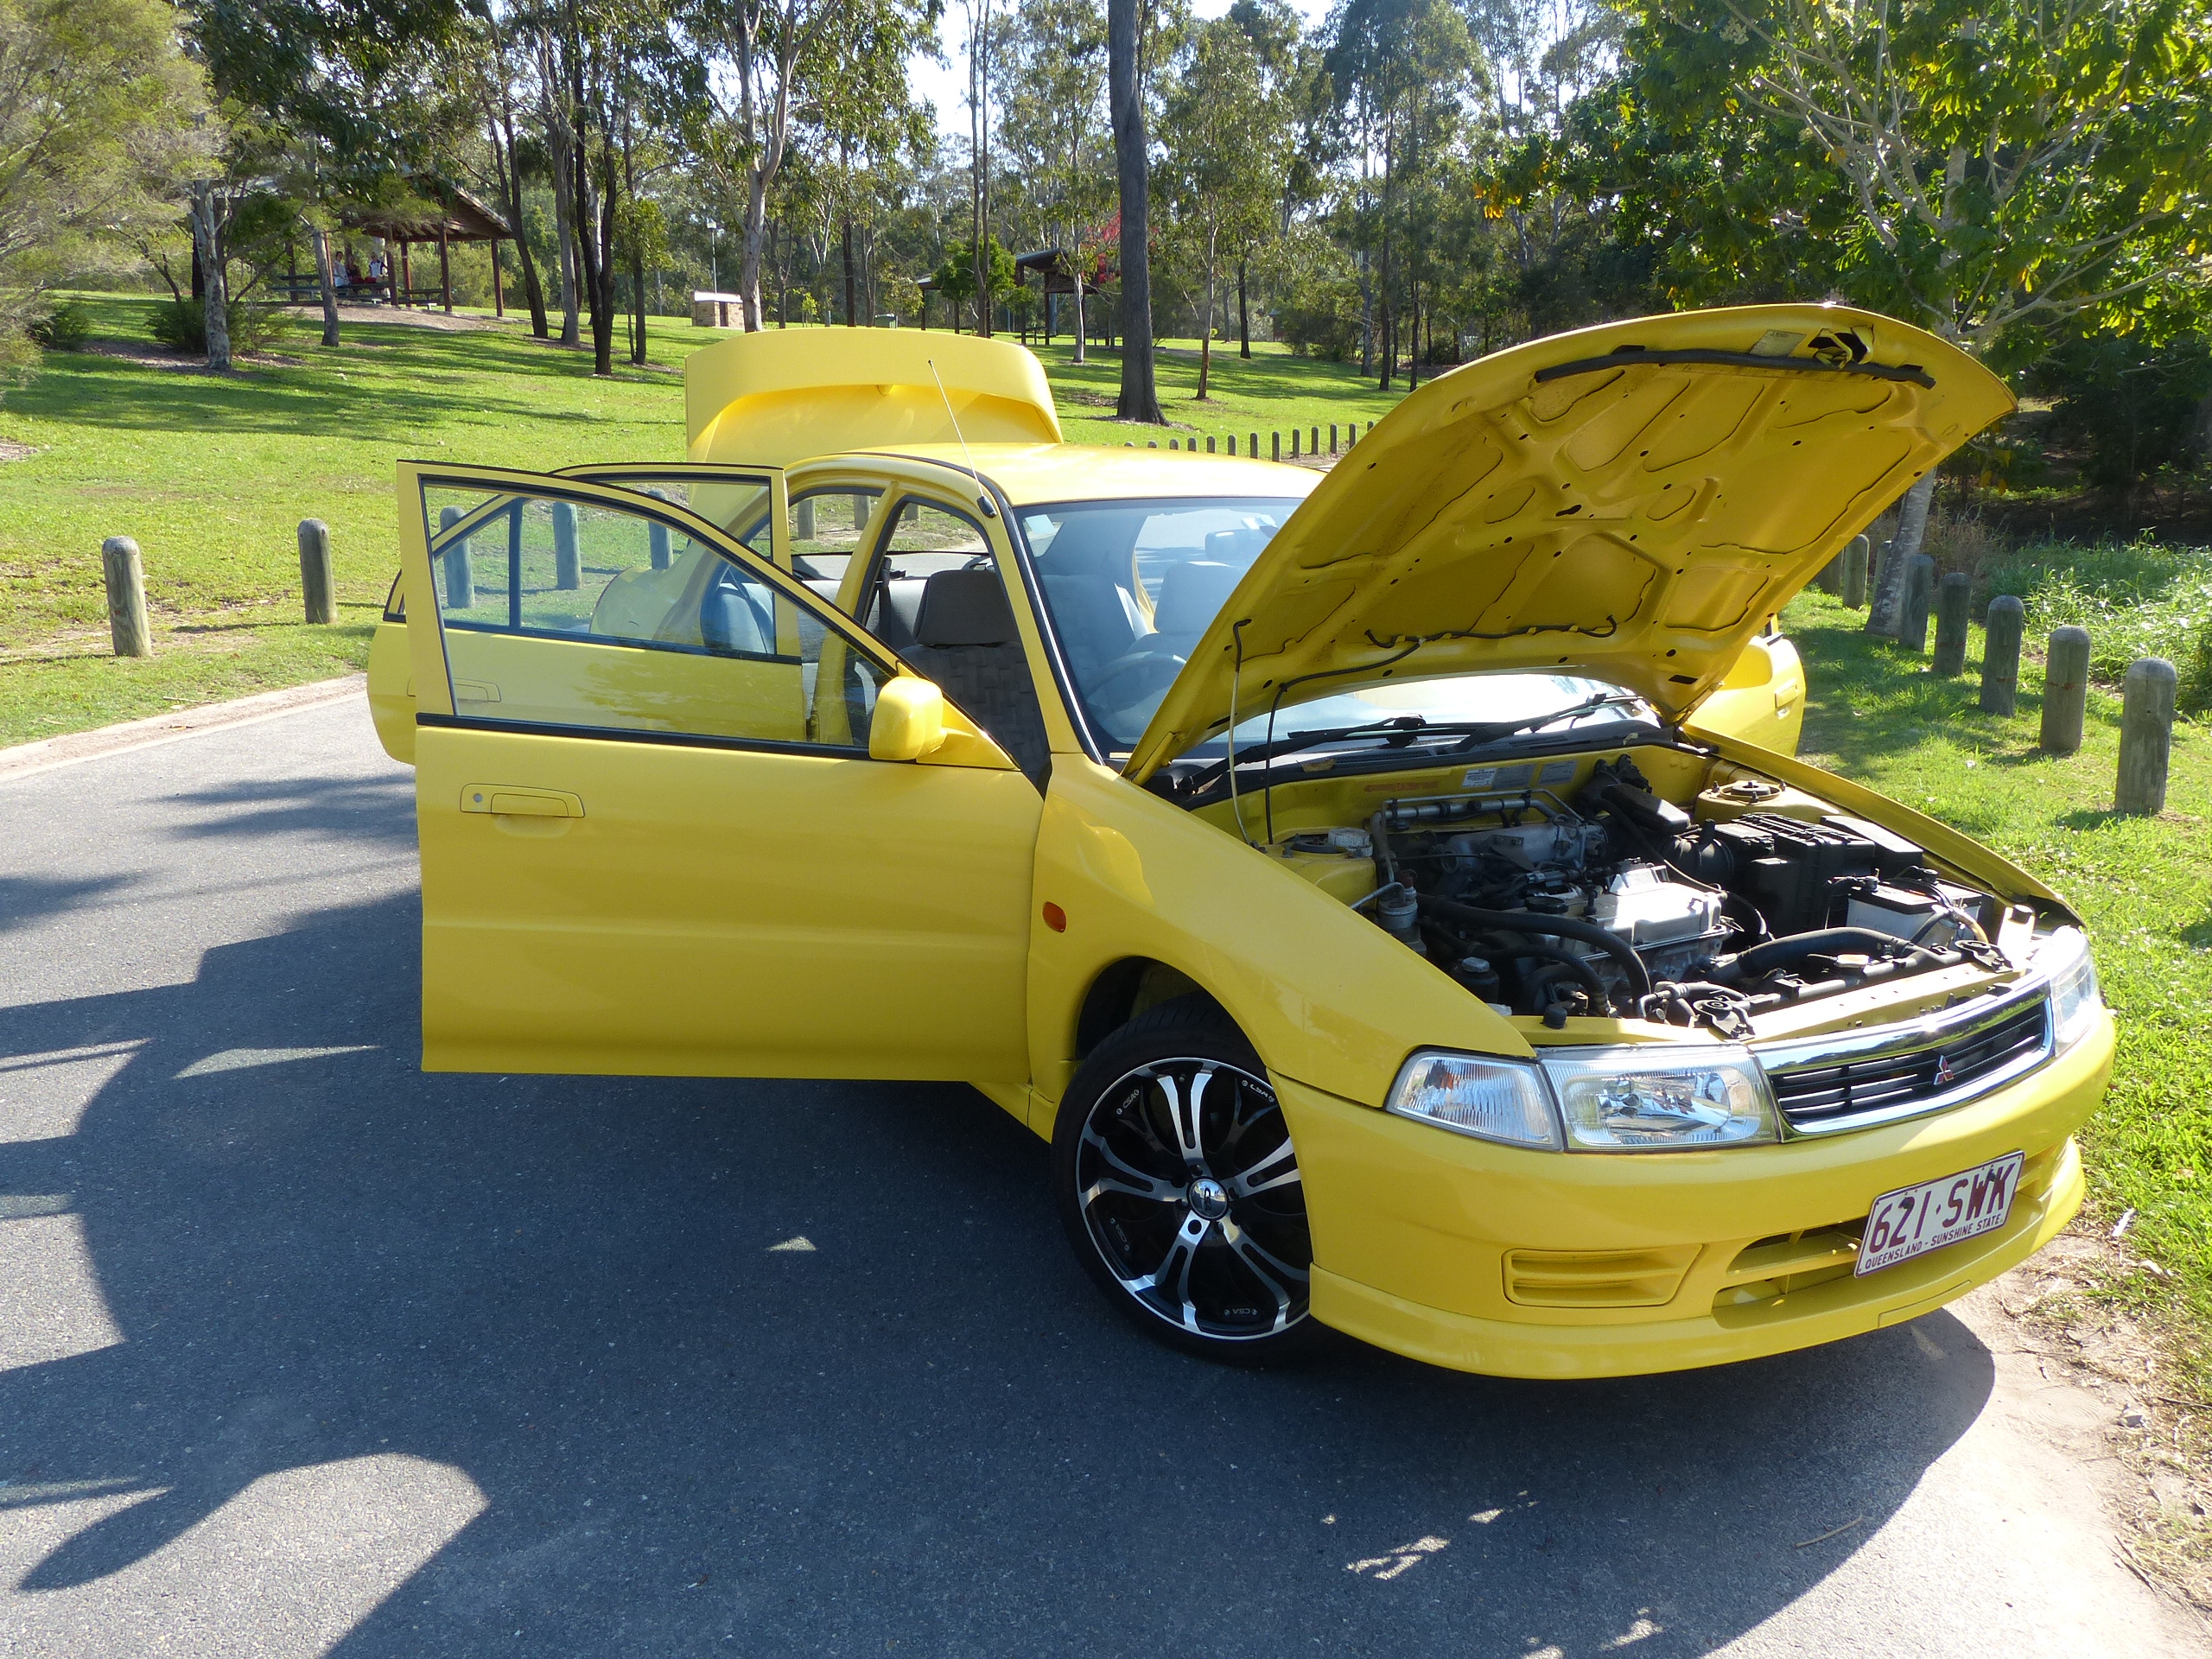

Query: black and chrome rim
left=1073, top=1057, right=1310, bottom=1341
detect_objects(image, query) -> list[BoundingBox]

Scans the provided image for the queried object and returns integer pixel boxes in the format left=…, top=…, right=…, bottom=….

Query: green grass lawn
left=1782, top=587, right=2211, bottom=1376
left=0, top=296, right=1401, bottom=744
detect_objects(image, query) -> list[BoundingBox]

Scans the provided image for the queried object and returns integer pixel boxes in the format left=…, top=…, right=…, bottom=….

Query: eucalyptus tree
left=0, top=0, right=209, bottom=366
left=683, top=0, right=936, bottom=329
left=998, top=0, right=1110, bottom=359
left=1617, top=0, right=2212, bottom=631
left=1322, top=0, right=1484, bottom=386
left=1159, top=14, right=1289, bottom=397
left=188, top=0, right=471, bottom=355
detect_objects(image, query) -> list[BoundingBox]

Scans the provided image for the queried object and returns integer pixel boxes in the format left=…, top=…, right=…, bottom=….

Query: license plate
left=1856, top=1152, right=2025, bottom=1276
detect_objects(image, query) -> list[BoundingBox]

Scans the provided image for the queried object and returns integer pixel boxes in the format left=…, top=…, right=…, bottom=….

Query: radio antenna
left=927, top=359, right=995, bottom=516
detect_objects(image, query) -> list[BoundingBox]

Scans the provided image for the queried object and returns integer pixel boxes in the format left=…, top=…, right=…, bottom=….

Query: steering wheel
left=1089, top=645, right=1186, bottom=709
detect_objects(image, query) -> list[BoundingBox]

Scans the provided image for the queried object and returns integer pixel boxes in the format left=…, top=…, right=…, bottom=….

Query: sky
left=908, top=0, right=1332, bottom=143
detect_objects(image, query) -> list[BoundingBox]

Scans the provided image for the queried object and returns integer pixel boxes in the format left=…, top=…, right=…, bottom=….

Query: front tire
left=1052, top=996, right=1320, bottom=1363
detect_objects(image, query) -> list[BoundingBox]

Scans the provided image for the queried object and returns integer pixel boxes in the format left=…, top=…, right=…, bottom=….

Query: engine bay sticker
left=1463, top=763, right=1539, bottom=791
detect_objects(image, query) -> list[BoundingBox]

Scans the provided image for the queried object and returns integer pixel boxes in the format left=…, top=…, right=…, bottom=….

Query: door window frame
left=400, top=461, right=909, bottom=761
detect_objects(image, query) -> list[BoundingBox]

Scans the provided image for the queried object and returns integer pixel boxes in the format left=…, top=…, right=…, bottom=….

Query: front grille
left=1767, top=1001, right=2050, bottom=1130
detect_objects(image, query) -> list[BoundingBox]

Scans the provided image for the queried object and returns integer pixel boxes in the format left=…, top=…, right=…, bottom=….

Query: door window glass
left=789, top=489, right=881, bottom=591
left=855, top=498, right=1051, bottom=779
left=422, top=483, right=890, bottom=750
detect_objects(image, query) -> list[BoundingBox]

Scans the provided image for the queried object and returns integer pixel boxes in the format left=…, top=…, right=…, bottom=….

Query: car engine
left=1304, top=757, right=2015, bottom=1036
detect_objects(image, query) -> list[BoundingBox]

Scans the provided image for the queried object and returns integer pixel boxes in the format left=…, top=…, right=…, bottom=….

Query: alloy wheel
left=1072, top=1056, right=1311, bottom=1341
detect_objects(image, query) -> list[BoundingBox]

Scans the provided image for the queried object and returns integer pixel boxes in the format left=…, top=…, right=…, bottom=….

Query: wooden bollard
left=437, top=505, right=474, bottom=610
left=102, top=536, right=151, bottom=658
left=1248, top=431, right=1258, bottom=459
left=297, top=518, right=335, bottom=625
left=552, top=500, right=581, bottom=590
left=1840, top=536, right=1869, bottom=608
left=1933, top=571, right=1971, bottom=675
left=1310, top=425, right=1319, bottom=454
left=793, top=496, right=816, bottom=539
left=1330, top=423, right=1339, bottom=454
left=1899, top=555, right=1936, bottom=652
left=1206, top=435, right=1216, bottom=454
left=644, top=488, right=672, bottom=570
left=2117, top=657, right=2177, bottom=814
left=2040, top=626, right=2092, bottom=753
left=1271, top=431, right=1281, bottom=461
left=1290, top=429, right=1300, bottom=458
left=1980, top=594, right=2024, bottom=714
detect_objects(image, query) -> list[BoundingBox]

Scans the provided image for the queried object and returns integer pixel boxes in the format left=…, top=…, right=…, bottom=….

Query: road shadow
left=0, top=892, right=1998, bottom=1657
left=0, top=875, right=137, bottom=937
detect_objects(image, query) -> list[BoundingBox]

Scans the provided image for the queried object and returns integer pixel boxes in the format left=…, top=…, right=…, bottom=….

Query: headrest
left=1153, top=561, right=1242, bottom=638
left=915, top=568, right=1018, bottom=648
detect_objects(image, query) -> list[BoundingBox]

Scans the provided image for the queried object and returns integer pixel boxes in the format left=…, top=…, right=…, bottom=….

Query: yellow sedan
left=366, top=306, right=2107, bottom=1375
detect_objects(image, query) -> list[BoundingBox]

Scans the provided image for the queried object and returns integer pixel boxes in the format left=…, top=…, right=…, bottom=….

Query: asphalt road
left=0, top=693, right=2201, bottom=1658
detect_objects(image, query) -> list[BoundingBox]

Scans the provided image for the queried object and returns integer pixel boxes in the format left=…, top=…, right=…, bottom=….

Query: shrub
left=29, top=300, right=92, bottom=351
left=1984, top=537, right=2212, bottom=693
left=148, top=296, right=283, bottom=355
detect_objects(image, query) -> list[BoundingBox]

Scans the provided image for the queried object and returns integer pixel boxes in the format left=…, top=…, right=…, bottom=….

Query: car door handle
left=460, top=785, right=584, bottom=818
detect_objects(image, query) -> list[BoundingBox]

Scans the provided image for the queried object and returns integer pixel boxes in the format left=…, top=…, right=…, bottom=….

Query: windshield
left=1020, top=496, right=1304, bottom=744
left=1185, top=673, right=1656, bottom=766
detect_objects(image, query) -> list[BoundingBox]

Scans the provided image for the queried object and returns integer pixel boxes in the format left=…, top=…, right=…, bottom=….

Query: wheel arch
left=1073, top=957, right=1232, bottom=1061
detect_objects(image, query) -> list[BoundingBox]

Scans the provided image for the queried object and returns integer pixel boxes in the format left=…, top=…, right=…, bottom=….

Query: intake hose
left=1416, top=894, right=1653, bottom=1001
left=1707, top=926, right=1920, bottom=985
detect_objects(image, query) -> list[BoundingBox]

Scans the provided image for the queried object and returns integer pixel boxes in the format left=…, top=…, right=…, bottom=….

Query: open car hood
left=1123, top=304, right=2012, bottom=783
left=687, top=328, right=1060, bottom=470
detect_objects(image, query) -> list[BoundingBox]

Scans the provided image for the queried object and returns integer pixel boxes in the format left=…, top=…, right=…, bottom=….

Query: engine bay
left=1258, top=754, right=2034, bottom=1039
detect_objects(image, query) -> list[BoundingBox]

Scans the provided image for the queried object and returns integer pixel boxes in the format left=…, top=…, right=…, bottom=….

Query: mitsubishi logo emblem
left=1932, top=1054, right=1958, bottom=1088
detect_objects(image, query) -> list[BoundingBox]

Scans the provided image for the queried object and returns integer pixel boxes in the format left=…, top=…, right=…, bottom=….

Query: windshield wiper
left=1187, top=693, right=1645, bottom=791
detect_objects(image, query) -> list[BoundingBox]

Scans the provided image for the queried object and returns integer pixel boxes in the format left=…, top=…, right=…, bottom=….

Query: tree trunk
left=1197, top=227, right=1217, bottom=400
left=1071, top=264, right=1086, bottom=364
left=585, top=135, right=617, bottom=375
left=842, top=218, right=857, bottom=325
left=1406, top=281, right=1419, bottom=391
left=572, top=132, right=610, bottom=372
left=738, top=168, right=769, bottom=329
left=493, top=96, right=549, bottom=339
left=192, top=184, right=231, bottom=371
left=550, top=137, right=582, bottom=344
left=1868, top=474, right=1936, bottom=635
left=1109, top=0, right=1162, bottom=423
left=1237, top=257, right=1249, bottom=359
left=311, top=225, right=340, bottom=347
left=631, top=238, right=647, bottom=365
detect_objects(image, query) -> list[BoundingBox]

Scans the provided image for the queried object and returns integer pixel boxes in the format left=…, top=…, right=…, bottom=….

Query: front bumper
left=1280, top=1010, right=2112, bottom=1378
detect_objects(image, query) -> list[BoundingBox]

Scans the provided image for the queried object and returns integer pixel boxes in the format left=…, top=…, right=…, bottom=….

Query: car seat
left=899, top=569, right=1052, bottom=782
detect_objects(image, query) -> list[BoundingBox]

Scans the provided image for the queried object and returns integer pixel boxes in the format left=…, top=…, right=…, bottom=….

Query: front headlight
left=2041, top=927, right=2102, bottom=1049
left=1540, top=1046, right=1779, bottom=1150
left=1387, top=1052, right=1561, bottom=1151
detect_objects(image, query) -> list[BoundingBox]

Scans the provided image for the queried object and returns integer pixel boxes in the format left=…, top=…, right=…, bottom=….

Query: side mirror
left=868, top=676, right=949, bottom=762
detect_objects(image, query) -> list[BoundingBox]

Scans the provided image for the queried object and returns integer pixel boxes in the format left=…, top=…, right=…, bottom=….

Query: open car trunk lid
left=1122, top=304, right=2012, bottom=784
left=686, top=328, right=1061, bottom=469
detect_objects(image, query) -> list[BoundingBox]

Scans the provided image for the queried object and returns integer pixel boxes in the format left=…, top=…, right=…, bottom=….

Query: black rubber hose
left=1708, top=926, right=1918, bottom=984
left=1417, top=894, right=1653, bottom=999
left=1496, top=940, right=1613, bottom=1007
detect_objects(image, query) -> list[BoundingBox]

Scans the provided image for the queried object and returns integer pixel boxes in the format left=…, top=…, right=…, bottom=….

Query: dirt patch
left=1999, top=1223, right=2212, bottom=1614
left=277, top=302, right=508, bottom=334
left=0, top=440, right=38, bottom=463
